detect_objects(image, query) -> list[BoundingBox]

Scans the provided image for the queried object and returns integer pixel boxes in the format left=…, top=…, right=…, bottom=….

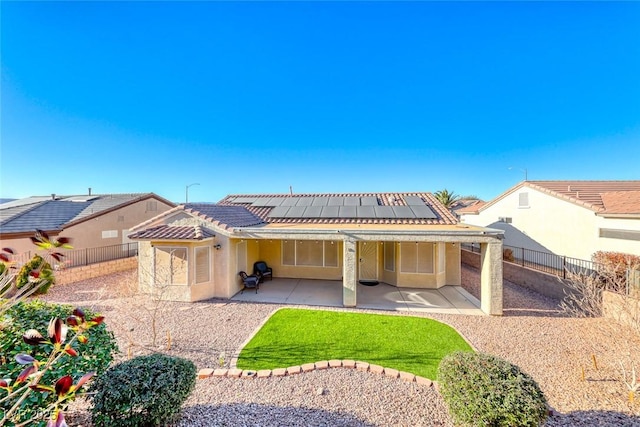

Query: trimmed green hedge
left=438, top=351, right=548, bottom=427
left=90, top=354, right=196, bottom=427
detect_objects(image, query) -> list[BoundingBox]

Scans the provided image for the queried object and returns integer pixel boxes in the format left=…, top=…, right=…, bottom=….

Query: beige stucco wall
left=461, top=186, right=640, bottom=261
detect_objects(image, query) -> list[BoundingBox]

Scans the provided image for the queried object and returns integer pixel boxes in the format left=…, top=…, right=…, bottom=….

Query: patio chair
left=238, top=271, right=259, bottom=294
left=253, top=261, right=273, bottom=283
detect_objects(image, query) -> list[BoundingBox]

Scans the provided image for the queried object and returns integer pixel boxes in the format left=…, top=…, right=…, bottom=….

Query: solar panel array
left=231, top=196, right=438, bottom=220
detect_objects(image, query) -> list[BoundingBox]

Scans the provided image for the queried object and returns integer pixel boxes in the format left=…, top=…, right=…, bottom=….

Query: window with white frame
left=154, top=247, right=187, bottom=285
left=384, top=242, right=395, bottom=271
left=399, top=242, right=434, bottom=274
left=195, top=246, right=210, bottom=283
left=282, top=240, right=339, bottom=267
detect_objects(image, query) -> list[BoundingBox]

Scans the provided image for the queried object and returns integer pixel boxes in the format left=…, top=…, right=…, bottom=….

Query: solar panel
left=360, top=196, right=379, bottom=206
left=320, top=206, right=340, bottom=217
left=356, top=206, right=376, bottom=218
left=303, top=206, right=323, bottom=218
left=343, top=197, right=360, bottom=206
left=338, top=206, right=357, bottom=218
left=231, top=197, right=258, bottom=204
left=252, top=197, right=284, bottom=207
left=393, top=206, right=416, bottom=218
left=295, top=197, right=314, bottom=206
left=404, top=195, right=425, bottom=206
left=374, top=206, right=396, bottom=218
left=311, top=197, right=329, bottom=206
left=267, top=206, right=290, bottom=217
left=410, top=205, right=438, bottom=219
left=284, top=206, right=306, bottom=217
left=280, top=197, right=299, bottom=206
left=328, top=197, right=344, bottom=206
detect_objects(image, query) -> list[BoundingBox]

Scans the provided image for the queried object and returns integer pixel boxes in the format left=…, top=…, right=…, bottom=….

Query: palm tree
left=434, top=189, right=460, bottom=208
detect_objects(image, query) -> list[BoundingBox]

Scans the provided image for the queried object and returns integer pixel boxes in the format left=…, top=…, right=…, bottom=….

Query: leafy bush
left=90, top=354, right=196, bottom=427
left=15, top=254, right=55, bottom=295
left=503, top=248, right=515, bottom=262
left=0, top=300, right=118, bottom=426
left=438, top=351, right=548, bottom=427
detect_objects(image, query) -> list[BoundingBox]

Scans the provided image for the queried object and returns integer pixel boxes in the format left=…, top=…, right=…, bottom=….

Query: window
left=518, top=192, right=529, bottom=208
left=146, top=201, right=158, bottom=212
left=400, top=242, right=434, bottom=274
left=195, top=247, right=210, bottom=283
left=599, top=228, right=640, bottom=241
left=102, top=230, right=118, bottom=239
left=281, top=240, right=340, bottom=267
left=498, top=217, right=512, bottom=223
left=384, top=242, right=395, bottom=271
left=154, top=247, right=187, bottom=285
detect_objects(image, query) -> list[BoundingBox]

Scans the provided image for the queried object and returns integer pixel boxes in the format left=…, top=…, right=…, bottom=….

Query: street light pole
left=185, top=183, right=200, bottom=203
left=508, top=167, right=528, bottom=181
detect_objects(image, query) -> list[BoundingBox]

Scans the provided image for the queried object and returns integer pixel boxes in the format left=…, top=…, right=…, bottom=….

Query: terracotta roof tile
left=600, top=191, right=640, bottom=215
left=128, top=225, right=215, bottom=240
left=526, top=181, right=640, bottom=212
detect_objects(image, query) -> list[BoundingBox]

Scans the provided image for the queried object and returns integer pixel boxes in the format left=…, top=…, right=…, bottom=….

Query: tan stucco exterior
left=1, top=196, right=175, bottom=256
left=132, top=210, right=504, bottom=314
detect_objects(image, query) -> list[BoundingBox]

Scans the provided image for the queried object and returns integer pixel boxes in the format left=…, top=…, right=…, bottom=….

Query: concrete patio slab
left=231, top=278, right=483, bottom=315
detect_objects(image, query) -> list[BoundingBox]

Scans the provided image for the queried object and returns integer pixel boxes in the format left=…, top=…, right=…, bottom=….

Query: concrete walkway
left=231, top=278, right=483, bottom=315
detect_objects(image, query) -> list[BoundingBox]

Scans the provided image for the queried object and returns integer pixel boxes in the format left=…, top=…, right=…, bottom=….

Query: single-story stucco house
left=128, top=192, right=505, bottom=315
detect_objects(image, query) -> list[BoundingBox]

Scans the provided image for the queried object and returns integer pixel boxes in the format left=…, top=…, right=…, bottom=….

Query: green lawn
left=237, top=308, right=473, bottom=379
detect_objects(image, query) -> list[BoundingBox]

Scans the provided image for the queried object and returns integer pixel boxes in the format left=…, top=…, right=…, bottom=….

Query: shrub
left=90, top=354, right=197, bottom=427
left=15, top=254, right=55, bottom=295
left=503, top=248, right=515, bottom=263
left=592, top=251, right=640, bottom=294
left=438, top=351, right=548, bottom=427
left=0, top=300, right=118, bottom=426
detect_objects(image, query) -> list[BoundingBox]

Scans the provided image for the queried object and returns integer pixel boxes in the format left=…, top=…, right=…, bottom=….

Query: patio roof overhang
left=232, top=223, right=504, bottom=243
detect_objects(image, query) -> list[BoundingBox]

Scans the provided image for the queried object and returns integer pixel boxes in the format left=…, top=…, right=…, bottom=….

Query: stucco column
left=343, top=238, right=357, bottom=307
left=480, top=240, right=503, bottom=315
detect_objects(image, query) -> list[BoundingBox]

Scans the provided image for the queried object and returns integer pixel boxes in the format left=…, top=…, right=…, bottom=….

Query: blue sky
left=2, top=1, right=639, bottom=204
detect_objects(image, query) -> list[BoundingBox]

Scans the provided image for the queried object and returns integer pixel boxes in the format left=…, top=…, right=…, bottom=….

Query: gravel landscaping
left=40, top=266, right=640, bottom=426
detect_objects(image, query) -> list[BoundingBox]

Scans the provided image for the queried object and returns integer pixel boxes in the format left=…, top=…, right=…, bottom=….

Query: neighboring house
left=0, top=193, right=176, bottom=256
left=451, top=199, right=485, bottom=218
left=459, top=181, right=640, bottom=261
left=129, top=192, right=505, bottom=315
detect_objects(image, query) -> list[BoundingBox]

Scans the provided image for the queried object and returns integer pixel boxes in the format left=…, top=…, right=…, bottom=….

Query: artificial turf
left=237, top=308, right=473, bottom=379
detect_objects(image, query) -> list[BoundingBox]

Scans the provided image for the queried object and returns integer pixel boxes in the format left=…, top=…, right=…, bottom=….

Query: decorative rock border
left=198, top=360, right=435, bottom=388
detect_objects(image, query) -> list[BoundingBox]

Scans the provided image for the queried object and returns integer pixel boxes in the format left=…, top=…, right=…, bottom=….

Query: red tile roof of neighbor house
left=453, top=200, right=486, bottom=214
left=218, top=192, right=458, bottom=226
left=470, top=180, right=640, bottom=215
left=526, top=181, right=640, bottom=213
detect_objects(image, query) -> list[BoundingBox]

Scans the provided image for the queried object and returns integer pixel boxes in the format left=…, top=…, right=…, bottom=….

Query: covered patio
left=231, top=277, right=483, bottom=315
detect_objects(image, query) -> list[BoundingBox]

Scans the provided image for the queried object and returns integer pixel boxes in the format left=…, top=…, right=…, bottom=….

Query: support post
left=343, top=239, right=357, bottom=307
left=480, top=240, right=503, bottom=315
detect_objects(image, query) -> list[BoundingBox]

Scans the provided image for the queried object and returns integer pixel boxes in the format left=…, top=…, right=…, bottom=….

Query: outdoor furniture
left=238, top=271, right=259, bottom=294
left=253, top=261, right=273, bottom=282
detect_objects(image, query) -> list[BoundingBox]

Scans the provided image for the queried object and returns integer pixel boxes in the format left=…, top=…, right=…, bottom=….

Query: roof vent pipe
left=51, top=193, right=56, bottom=200
left=88, top=187, right=92, bottom=195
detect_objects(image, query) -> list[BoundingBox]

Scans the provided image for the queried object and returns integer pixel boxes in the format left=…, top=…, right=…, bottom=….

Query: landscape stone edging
left=197, top=360, right=435, bottom=387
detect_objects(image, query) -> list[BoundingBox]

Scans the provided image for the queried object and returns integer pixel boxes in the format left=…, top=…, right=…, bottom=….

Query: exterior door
left=358, top=241, right=378, bottom=280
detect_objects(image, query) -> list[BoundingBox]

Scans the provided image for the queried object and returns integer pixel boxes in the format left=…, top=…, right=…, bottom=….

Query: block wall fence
left=56, top=257, right=137, bottom=285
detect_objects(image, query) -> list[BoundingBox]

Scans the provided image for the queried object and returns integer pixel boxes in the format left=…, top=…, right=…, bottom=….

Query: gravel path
left=40, top=267, right=640, bottom=426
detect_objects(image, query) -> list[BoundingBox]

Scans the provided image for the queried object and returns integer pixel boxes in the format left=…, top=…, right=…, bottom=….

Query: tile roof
left=600, top=191, right=640, bottom=215
left=0, top=193, right=175, bottom=234
left=217, top=192, right=457, bottom=225
left=452, top=200, right=485, bottom=215
left=183, top=204, right=267, bottom=228
left=128, top=225, right=215, bottom=240
left=525, top=181, right=640, bottom=213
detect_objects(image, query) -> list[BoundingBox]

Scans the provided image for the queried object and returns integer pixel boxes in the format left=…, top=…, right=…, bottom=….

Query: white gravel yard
left=40, top=266, right=640, bottom=426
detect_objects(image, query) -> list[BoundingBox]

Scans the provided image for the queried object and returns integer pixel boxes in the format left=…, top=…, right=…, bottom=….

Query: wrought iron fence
left=19, top=243, right=139, bottom=269
left=461, top=242, right=640, bottom=295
